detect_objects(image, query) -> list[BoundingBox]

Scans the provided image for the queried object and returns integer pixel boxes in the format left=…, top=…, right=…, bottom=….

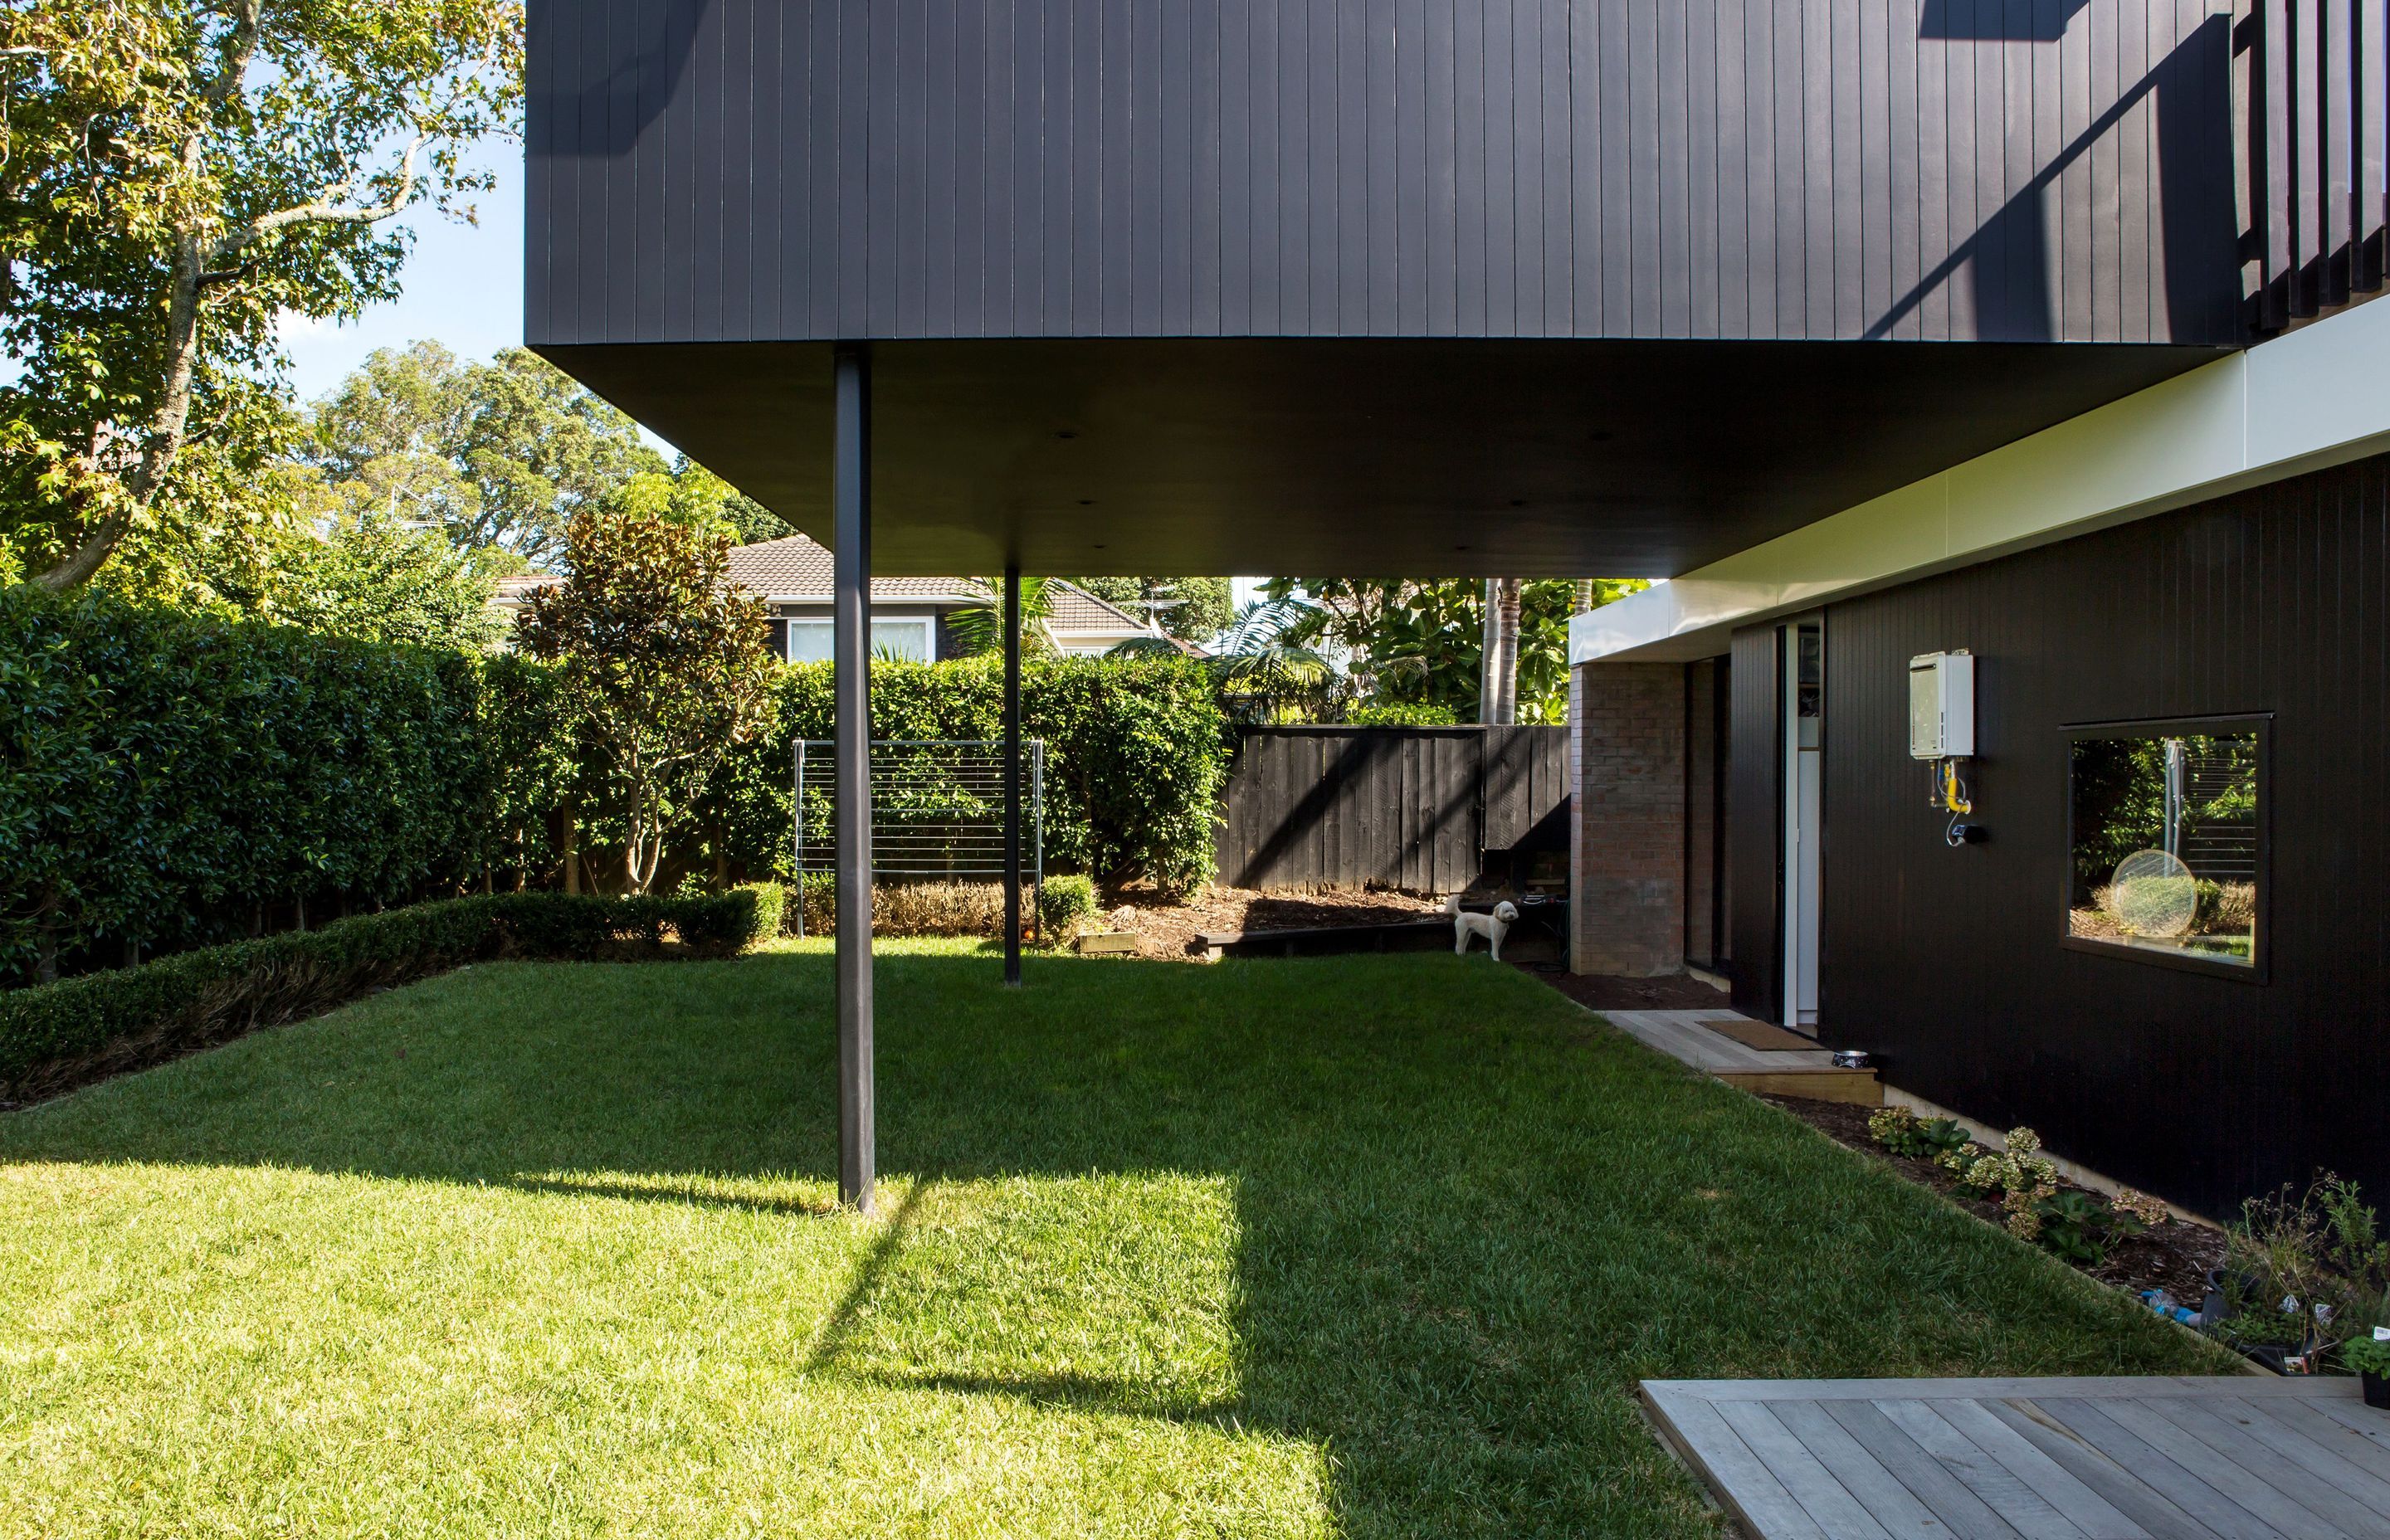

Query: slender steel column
left=832, top=342, right=874, bottom=1215
left=1003, top=565, right=1022, bottom=986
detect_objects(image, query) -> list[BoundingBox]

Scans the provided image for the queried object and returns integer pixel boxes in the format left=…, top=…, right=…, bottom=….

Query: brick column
left=1570, top=661, right=1687, bottom=977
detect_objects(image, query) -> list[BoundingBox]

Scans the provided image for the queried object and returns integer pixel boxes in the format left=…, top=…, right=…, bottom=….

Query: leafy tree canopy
left=264, top=519, right=500, bottom=651
left=601, top=457, right=793, bottom=548
left=1261, top=578, right=1646, bottom=724
left=1067, top=576, right=1233, bottom=644
left=305, top=343, right=666, bottom=566
left=0, top=0, right=524, bottom=592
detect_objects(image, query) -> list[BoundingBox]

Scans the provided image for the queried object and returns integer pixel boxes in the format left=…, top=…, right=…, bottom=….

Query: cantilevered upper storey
left=529, top=0, right=2244, bottom=346
left=522, top=2, right=2362, bottom=576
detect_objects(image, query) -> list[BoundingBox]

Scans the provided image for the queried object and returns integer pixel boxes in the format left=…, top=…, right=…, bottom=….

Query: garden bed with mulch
left=1100, top=884, right=1448, bottom=958
left=1761, top=1093, right=2227, bottom=1302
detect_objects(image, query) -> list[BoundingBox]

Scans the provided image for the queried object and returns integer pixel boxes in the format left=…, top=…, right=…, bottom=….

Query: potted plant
left=2346, top=1329, right=2390, bottom=1410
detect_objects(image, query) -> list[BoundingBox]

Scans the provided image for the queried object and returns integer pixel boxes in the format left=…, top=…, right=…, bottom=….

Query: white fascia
left=1571, top=297, right=2390, bottom=664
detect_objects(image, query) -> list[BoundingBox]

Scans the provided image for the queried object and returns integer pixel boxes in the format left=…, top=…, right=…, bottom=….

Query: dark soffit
left=536, top=337, right=2232, bottom=579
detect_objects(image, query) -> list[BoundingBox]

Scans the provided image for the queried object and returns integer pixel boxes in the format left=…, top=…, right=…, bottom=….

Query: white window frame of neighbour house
left=785, top=617, right=933, bottom=663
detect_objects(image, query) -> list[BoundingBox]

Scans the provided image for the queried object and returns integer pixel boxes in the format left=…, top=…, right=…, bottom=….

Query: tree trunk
left=1479, top=578, right=1502, bottom=725
left=1493, top=578, right=1523, bottom=725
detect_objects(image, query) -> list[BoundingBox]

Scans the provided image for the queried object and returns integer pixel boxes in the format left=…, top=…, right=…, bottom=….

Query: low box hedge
left=0, top=889, right=774, bottom=1104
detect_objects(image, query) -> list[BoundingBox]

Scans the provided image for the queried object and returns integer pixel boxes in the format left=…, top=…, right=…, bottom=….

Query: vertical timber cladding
left=524, top=0, right=2249, bottom=348
left=1726, top=626, right=1783, bottom=1025
left=1214, top=726, right=1567, bottom=891
left=1762, top=450, right=2390, bottom=1220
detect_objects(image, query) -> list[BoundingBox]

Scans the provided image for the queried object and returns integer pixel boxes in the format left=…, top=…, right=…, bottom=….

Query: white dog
left=1446, top=894, right=1520, bottom=960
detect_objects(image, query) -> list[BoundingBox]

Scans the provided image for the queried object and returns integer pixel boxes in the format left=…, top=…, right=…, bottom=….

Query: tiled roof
left=724, top=535, right=1148, bottom=633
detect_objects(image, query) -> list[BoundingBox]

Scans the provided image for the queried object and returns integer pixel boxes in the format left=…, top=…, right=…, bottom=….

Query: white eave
left=1572, top=296, right=2390, bottom=664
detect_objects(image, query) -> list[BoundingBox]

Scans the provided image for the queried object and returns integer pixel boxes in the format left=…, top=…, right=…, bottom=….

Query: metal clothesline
left=791, top=738, right=1045, bottom=939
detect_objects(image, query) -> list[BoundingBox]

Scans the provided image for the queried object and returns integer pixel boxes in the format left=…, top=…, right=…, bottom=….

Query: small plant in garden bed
left=1848, top=1104, right=2218, bottom=1293
left=2213, top=1173, right=2390, bottom=1373
left=1866, top=1106, right=1972, bottom=1165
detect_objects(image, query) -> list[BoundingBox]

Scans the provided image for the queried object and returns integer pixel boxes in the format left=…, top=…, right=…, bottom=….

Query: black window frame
left=2058, top=713, right=2271, bottom=984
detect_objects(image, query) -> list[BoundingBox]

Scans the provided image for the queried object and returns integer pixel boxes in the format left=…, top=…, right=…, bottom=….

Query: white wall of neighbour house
left=1570, top=298, right=2390, bottom=664
left=773, top=603, right=944, bottom=662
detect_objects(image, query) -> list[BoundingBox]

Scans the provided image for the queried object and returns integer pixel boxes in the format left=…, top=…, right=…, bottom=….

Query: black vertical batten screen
left=524, top=0, right=2256, bottom=348
left=1725, top=625, right=1781, bottom=1026
left=2241, top=0, right=2390, bottom=330
left=1735, top=451, right=2390, bottom=1221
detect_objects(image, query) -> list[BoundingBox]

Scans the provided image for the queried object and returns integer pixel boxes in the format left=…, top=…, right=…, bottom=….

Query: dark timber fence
left=1215, top=726, right=1569, bottom=892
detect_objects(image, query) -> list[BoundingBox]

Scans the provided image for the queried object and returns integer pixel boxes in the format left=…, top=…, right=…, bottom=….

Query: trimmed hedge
left=1, top=586, right=558, bottom=985
left=3, top=591, right=1226, bottom=989
left=0, top=889, right=774, bottom=1103
left=698, top=655, right=1228, bottom=899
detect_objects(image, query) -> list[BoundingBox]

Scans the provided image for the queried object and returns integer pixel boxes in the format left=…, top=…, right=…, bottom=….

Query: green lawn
left=0, top=942, right=2227, bottom=1538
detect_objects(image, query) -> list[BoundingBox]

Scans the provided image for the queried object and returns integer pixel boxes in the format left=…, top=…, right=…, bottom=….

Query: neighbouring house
left=488, top=535, right=1168, bottom=660
left=722, top=535, right=1162, bottom=660
left=522, top=1, right=2389, bottom=1221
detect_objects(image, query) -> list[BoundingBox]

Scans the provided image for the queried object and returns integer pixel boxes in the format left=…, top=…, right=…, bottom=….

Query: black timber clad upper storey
left=526, top=0, right=2248, bottom=348
left=1727, top=451, right=2390, bottom=1219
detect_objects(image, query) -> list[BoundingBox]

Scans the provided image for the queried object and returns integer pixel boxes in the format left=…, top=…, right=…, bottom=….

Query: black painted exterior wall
left=527, top=0, right=2247, bottom=348
left=1725, top=449, right=2390, bottom=1218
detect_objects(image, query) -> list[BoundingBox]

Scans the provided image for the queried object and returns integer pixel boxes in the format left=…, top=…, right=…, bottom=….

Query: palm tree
left=1480, top=578, right=1522, bottom=724
left=1112, top=596, right=1337, bottom=722
left=947, top=575, right=1058, bottom=655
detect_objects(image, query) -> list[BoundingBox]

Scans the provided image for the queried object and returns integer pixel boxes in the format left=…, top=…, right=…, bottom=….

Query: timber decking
left=1643, top=1376, right=2390, bottom=1540
left=1599, top=1008, right=1882, bottom=1104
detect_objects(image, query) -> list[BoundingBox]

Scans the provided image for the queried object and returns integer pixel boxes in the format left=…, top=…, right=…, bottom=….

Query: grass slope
left=0, top=942, right=2227, bottom=1538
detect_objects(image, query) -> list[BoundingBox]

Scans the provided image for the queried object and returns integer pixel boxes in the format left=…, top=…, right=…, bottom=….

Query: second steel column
left=832, top=342, right=874, bottom=1214
left=1003, top=566, right=1022, bottom=986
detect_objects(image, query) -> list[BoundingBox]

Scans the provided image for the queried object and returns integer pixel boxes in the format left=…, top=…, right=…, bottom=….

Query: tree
left=269, top=519, right=500, bottom=651
left=306, top=344, right=667, bottom=565
left=0, top=0, right=523, bottom=592
left=947, top=575, right=1059, bottom=655
left=1067, top=576, right=1234, bottom=644
left=1262, top=577, right=1646, bottom=724
left=517, top=508, right=775, bottom=894
left=602, top=457, right=792, bottom=547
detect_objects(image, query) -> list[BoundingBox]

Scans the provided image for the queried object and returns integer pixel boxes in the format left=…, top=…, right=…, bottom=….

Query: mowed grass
left=0, top=941, right=2228, bottom=1538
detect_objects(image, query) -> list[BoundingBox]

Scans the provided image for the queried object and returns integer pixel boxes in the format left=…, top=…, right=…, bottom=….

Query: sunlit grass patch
left=0, top=942, right=2227, bottom=1538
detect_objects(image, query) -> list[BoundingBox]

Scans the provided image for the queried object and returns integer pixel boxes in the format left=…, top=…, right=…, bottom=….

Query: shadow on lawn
left=0, top=948, right=2210, bottom=1538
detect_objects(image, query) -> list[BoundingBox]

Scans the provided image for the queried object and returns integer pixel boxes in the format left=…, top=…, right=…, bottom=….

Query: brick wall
left=1570, top=661, right=1687, bottom=977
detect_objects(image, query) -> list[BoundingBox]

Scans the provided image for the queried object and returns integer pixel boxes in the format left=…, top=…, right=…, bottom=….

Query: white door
left=1782, top=620, right=1823, bottom=1031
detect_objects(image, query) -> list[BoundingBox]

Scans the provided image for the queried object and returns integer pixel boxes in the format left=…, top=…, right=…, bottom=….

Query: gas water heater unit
left=1908, top=651, right=1974, bottom=759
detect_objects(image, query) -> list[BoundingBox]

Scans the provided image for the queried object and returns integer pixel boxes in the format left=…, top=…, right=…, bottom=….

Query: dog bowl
left=1832, top=1050, right=1871, bottom=1070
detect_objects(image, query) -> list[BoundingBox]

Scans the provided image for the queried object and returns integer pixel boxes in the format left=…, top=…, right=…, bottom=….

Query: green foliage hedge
left=700, top=655, right=1227, bottom=899
left=1, top=586, right=560, bottom=984
left=3, top=590, right=1226, bottom=987
left=0, top=889, right=774, bottom=1102
left=1037, top=875, right=1098, bottom=934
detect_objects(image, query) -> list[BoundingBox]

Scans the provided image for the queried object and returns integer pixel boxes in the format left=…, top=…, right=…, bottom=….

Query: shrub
left=1038, top=875, right=1098, bottom=937
left=1344, top=703, right=1459, bottom=727
left=0, top=586, right=508, bottom=985
left=1866, top=1105, right=1973, bottom=1165
left=2224, top=1174, right=2390, bottom=1363
left=732, top=882, right=785, bottom=943
left=786, top=880, right=1013, bottom=938
left=0, top=892, right=774, bottom=1103
left=2344, top=1331, right=2390, bottom=1376
left=703, top=655, right=1227, bottom=899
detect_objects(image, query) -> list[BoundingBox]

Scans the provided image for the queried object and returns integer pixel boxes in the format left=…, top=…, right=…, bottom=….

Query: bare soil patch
left=1100, top=884, right=1446, bottom=958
